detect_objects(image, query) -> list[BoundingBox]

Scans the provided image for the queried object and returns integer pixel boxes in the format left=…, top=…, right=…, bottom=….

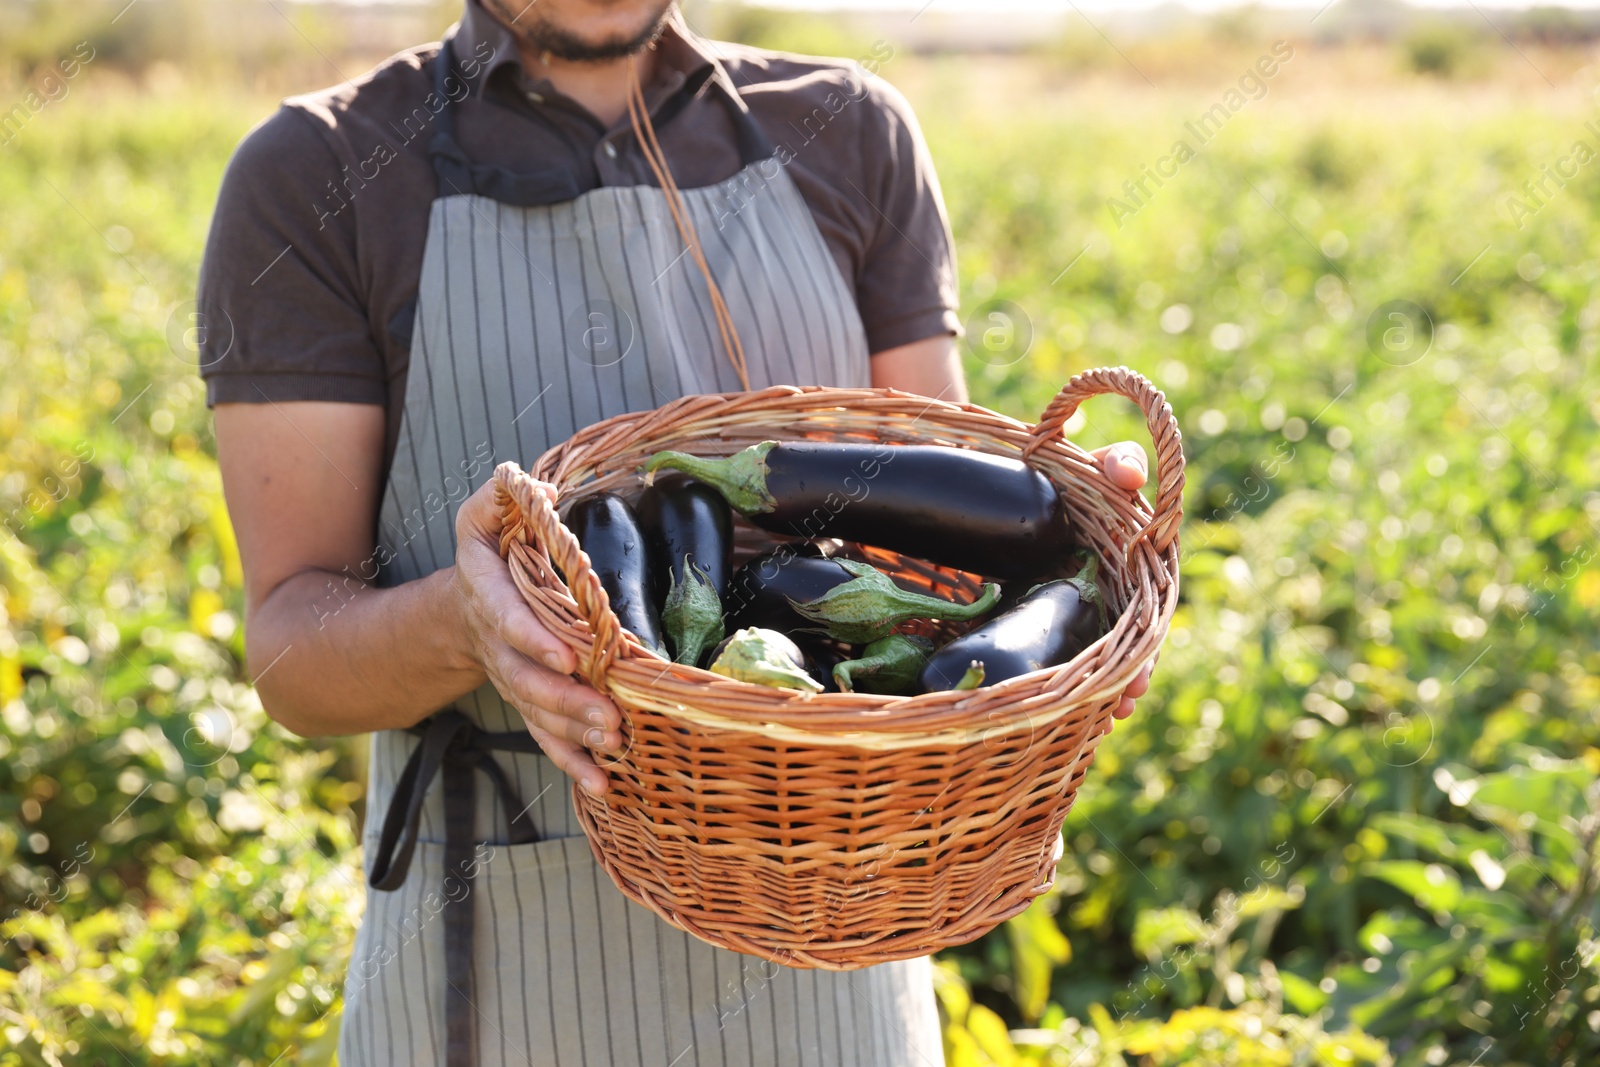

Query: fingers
left=459, top=544, right=576, bottom=676
left=457, top=475, right=614, bottom=798
left=1112, top=664, right=1153, bottom=722
left=529, top=730, right=611, bottom=797
left=456, top=479, right=577, bottom=675
left=454, top=477, right=506, bottom=542
left=1092, top=442, right=1149, bottom=491
left=485, top=643, right=622, bottom=750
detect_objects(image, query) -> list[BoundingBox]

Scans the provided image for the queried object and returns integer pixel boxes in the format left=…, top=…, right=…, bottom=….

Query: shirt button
left=603, top=141, right=618, bottom=159
left=526, top=90, right=544, bottom=105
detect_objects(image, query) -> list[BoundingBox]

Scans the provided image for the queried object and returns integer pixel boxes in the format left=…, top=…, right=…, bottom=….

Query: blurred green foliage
left=919, top=63, right=1600, bottom=1066
left=3, top=21, right=1600, bottom=1067
left=0, top=92, right=368, bottom=1064
left=1401, top=21, right=1487, bottom=79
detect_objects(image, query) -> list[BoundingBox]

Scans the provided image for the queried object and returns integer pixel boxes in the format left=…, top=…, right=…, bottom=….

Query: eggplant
left=708, top=627, right=823, bottom=692
left=726, top=552, right=997, bottom=644
left=637, top=476, right=733, bottom=665
left=567, top=493, right=665, bottom=656
left=918, top=558, right=1105, bottom=692
left=789, top=559, right=999, bottom=644
left=724, top=549, right=860, bottom=634
left=833, top=634, right=934, bottom=694
left=636, top=476, right=736, bottom=668
left=636, top=475, right=733, bottom=600
left=796, top=638, right=849, bottom=693
left=644, top=441, right=1072, bottom=580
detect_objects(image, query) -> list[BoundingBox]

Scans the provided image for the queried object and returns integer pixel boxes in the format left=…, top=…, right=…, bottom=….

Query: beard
left=491, top=0, right=677, bottom=63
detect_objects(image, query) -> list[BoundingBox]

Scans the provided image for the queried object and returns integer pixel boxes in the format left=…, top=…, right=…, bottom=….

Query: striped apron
left=339, top=37, right=947, bottom=1067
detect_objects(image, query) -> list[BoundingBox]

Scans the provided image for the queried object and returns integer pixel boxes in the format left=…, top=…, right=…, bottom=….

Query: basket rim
left=496, top=373, right=1183, bottom=739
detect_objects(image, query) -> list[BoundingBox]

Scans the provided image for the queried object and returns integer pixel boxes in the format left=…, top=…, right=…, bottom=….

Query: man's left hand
left=1092, top=441, right=1154, bottom=721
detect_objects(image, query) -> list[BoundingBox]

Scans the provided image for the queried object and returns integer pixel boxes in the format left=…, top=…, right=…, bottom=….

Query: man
left=199, top=0, right=1152, bottom=1063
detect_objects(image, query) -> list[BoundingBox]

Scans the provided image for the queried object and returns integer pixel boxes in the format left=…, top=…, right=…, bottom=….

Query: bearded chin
left=507, top=0, right=676, bottom=63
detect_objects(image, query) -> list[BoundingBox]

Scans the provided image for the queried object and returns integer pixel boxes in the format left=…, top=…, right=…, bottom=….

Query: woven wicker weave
left=492, top=366, right=1184, bottom=969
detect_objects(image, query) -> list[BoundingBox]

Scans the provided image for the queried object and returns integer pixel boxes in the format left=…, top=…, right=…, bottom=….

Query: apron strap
left=428, top=34, right=773, bottom=205
left=369, top=709, right=543, bottom=890
left=368, top=709, right=544, bottom=1067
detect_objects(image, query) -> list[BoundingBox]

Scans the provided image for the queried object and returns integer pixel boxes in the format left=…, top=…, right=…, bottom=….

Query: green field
left=3, top=31, right=1600, bottom=1067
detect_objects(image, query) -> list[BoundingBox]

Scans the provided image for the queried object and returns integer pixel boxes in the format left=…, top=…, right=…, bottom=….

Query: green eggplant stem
left=643, top=442, right=777, bottom=516
left=789, top=559, right=1001, bottom=644
left=953, top=662, right=986, bottom=691
left=1066, top=555, right=1106, bottom=630
left=1066, top=555, right=1101, bottom=602
left=661, top=558, right=725, bottom=667
left=708, top=627, right=824, bottom=692
left=833, top=634, right=933, bottom=695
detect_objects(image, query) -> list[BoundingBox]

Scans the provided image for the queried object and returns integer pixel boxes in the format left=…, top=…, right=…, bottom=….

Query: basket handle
left=1022, top=366, right=1185, bottom=556
left=493, top=461, right=625, bottom=689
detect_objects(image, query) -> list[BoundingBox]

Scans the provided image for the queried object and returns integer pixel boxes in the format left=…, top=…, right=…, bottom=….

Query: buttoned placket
left=492, top=61, right=692, bottom=190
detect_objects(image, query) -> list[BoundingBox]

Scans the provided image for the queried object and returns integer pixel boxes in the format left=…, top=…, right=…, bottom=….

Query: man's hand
left=454, top=480, right=621, bottom=796
left=1090, top=440, right=1154, bottom=720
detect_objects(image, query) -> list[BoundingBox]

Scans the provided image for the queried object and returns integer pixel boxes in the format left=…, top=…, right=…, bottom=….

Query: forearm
left=870, top=334, right=968, bottom=401
left=247, top=565, right=485, bottom=737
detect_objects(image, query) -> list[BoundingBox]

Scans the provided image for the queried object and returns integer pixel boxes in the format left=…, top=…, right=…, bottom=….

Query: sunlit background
left=3, top=0, right=1599, bottom=1064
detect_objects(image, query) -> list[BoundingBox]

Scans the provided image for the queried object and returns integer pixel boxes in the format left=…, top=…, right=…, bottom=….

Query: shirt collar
left=451, top=0, right=717, bottom=107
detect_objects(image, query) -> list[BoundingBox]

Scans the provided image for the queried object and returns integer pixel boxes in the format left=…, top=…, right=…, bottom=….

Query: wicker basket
left=492, top=366, right=1184, bottom=969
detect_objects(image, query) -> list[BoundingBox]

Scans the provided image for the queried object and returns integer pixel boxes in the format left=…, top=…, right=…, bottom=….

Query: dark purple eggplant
left=636, top=475, right=733, bottom=601
left=643, top=441, right=1072, bottom=580
left=918, top=559, right=1105, bottom=692
left=567, top=493, right=664, bottom=656
left=796, top=638, right=849, bottom=693
left=637, top=476, right=733, bottom=665
left=724, top=550, right=996, bottom=643
left=788, top=559, right=998, bottom=644
left=723, top=548, right=859, bottom=634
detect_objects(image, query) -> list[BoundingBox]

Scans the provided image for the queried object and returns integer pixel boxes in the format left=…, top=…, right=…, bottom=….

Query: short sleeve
left=854, top=78, right=961, bottom=355
left=197, top=105, right=387, bottom=406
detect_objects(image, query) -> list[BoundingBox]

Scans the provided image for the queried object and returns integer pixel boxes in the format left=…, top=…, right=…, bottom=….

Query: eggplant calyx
left=833, top=634, right=934, bottom=694
left=1022, top=557, right=1106, bottom=628
left=1065, top=555, right=1107, bottom=631
left=643, top=442, right=778, bottom=515
left=789, top=559, right=1001, bottom=644
left=953, top=661, right=987, bottom=691
left=708, top=627, right=824, bottom=692
left=1023, top=555, right=1102, bottom=599
left=1065, top=555, right=1101, bottom=603
left=662, top=558, right=726, bottom=667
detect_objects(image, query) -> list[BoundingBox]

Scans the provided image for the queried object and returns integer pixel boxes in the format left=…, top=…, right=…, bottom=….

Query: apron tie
left=368, top=709, right=543, bottom=1067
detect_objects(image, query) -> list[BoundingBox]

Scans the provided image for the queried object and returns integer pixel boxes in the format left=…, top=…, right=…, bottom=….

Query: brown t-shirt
left=197, top=4, right=959, bottom=470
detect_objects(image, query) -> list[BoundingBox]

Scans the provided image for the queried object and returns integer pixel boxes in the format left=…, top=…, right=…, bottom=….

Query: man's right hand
left=453, top=479, right=622, bottom=796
